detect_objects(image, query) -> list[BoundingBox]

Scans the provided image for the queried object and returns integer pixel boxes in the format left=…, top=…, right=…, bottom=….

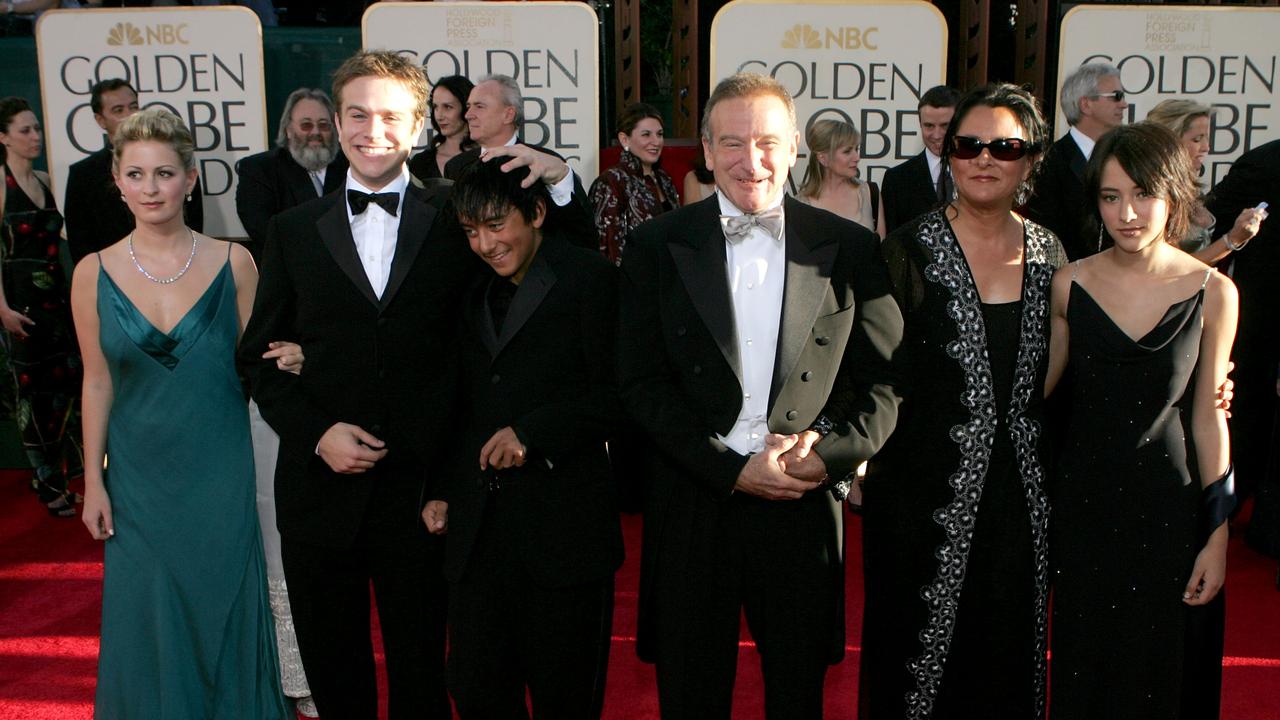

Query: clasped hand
left=734, top=430, right=829, bottom=500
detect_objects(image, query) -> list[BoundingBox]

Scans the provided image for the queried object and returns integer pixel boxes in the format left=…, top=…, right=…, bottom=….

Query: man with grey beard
left=235, top=87, right=349, bottom=260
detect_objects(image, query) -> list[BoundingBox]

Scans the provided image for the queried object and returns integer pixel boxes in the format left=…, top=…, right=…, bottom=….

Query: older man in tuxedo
left=234, top=87, right=348, bottom=260
left=618, top=72, right=903, bottom=719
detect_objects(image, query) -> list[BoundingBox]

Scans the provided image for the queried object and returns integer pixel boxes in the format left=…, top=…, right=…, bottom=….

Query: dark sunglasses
left=1090, top=90, right=1126, bottom=102
left=951, top=136, right=1038, bottom=161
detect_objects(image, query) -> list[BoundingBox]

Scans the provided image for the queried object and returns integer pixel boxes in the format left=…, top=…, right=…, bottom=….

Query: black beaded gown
left=1050, top=270, right=1224, bottom=719
left=862, top=210, right=1064, bottom=720
left=1, top=164, right=80, bottom=504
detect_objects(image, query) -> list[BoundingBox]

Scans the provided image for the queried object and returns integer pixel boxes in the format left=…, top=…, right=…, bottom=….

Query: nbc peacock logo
left=106, top=22, right=144, bottom=46
left=781, top=24, right=822, bottom=49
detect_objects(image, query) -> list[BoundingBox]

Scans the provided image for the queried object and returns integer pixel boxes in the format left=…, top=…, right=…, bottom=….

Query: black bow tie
left=347, top=189, right=399, bottom=216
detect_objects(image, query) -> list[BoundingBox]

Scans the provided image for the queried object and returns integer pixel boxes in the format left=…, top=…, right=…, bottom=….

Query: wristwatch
left=809, top=415, right=834, bottom=438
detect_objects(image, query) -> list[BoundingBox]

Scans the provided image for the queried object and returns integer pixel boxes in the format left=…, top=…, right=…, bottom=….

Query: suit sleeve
left=812, top=234, right=904, bottom=477
left=63, top=165, right=95, bottom=265
left=617, top=229, right=748, bottom=498
left=237, top=215, right=336, bottom=451
left=233, top=156, right=273, bottom=260
left=515, top=260, right=622, bottom=461
left=546, top=171, right=599, bottom=252
left=1205, top=150, right=1268, bottom=229
left=1022, top=153, right=1064, bottom=242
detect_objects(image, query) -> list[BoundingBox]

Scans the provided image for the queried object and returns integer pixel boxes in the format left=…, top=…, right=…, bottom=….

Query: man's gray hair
left=1060, top=63, right=1120, bottom=126
left=478, top=74, right=524, bottom=126
left=275, top=87, right=336, bottom=148
left=700, top=72, right=797, bottom=143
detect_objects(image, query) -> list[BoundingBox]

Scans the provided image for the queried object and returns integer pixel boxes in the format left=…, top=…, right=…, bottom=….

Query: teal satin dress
left=93, top=254, right=288, bottom=719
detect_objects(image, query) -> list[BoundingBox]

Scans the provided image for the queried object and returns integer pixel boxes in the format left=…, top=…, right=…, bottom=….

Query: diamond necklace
left=129, top=228, right=198, bottom=284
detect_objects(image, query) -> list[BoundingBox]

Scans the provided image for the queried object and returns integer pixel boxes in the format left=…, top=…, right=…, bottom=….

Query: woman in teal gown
left=70, top=109, right=288, bottom=718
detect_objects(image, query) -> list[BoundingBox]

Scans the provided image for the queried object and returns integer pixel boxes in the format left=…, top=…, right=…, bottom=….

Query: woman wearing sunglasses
left=1044, top=122, right=1238, bottom=719
left=861, top=83, right=1062, bottom=718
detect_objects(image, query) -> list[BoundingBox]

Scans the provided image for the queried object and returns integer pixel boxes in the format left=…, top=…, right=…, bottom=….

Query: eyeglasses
left=1090, top=90, right=1126, bottom=102
left=951, top=136, right=1038, bottom=161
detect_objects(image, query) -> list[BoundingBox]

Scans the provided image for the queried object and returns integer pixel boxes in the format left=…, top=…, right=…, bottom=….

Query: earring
left=622, top=144, right=630, bottom=153
left=120, top=194, right=127, bottom=201
left=186, top=193, right=192, bottom=202
left=1096, top=223, right=1105, bottom=251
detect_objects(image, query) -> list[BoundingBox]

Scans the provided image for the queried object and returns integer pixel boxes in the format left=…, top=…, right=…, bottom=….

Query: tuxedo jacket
left=64, top=147, right=204, bottom=264
left=444, top=140, right=597, bottom=250
left=1023, top=133, right=1092, bottom=260
left=239, top=179, right=479, bottom=548
left=445, top=236, right=623, bottom=587
left=881, top=151, right=940, bottom=235
left=234, top=146, right=348, bottom=260
left=618, top=195, right=904, bottom=661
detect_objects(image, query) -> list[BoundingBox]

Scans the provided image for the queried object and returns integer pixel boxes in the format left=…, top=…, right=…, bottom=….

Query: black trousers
left=281, top=499, right=448, bottom=720
left=448, top=492, right=614, bottom=720
left=653, top=492, right=841, bottom=720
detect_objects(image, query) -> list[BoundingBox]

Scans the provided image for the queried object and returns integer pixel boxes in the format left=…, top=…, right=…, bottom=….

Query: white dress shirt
left=715, top=191, right=786, bottom=456
left=345, top=167, right=408, bottom=299
left=483, top=133, right=576, bottom=208
left=925, top=148, right=943, bottom=186
left=1069, top=126, right=1096, bottom=161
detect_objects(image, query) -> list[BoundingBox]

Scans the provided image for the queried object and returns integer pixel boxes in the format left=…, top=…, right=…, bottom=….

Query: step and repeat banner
left=36, top=7, right=268, bottom=238
left=1057, top=5, right=1280, bottom=186
left=711, top=0, right=947, bottom=190
left=363, top=1, right=601, bottom=185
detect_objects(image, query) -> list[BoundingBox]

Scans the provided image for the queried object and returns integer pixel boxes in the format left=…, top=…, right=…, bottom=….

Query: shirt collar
left=480, top=131, right=520, bottom=154
left=715, top=190, right=784, bottom=218
left=1068, top=126, right=1096, bottom=160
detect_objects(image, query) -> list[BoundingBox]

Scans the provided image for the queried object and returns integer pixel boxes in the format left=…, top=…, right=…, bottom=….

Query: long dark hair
left=430, top=75, right=476, bottom=149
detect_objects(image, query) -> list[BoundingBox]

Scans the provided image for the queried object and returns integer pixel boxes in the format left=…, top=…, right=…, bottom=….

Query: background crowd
left=1, top=38, right=1278, bottom=720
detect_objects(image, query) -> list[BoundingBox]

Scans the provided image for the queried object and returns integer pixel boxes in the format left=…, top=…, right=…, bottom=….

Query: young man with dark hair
left=422, top=159, right=622, bottom=719
left=64, top=79, right=203, bottom=263
left=880, top=84, right=961, bottom=234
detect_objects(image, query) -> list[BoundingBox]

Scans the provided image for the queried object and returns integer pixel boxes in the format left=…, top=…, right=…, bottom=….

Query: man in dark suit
left=444, top=74, right=596, bottom=247
left=64, top=79, right=203, bottom=264
left=421, top=160, right=622, bottom=719
left=618, top=72, right=903, bottom=719
left=881, top=85, right=959, bottom=234
left=238, top=51, right=468, bottom=720
left=1023, top=62, right=1128, bottom=259
left=1205, top=140, right=1280, bottom=549
left=234, top=87, right=348, bottom=260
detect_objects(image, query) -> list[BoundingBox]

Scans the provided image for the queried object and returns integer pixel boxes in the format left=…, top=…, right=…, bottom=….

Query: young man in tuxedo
left=64, top=79, right=203, bottom=264
left=234, top=87, right=349, bottom=260
left=422, top=159, right=623, bottom=719
left=618, top=72, right=903, bottom=719
left=880, top=85, right=959, bottom=234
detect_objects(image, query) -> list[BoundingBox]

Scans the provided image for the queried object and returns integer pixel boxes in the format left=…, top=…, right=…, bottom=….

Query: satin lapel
left=670, top=197, right=741, bottom=384
left=493, top=251, right=555, bottom=357
left=380, top=185, right=436, bottom=307
left=469, top=278, right=500, bottom=357
left=317, top=196, right=379, bottom=307
left=773, top=198, right=838, bottom=402
left=281, top=151, right=317, bottom=201
left=913, top=152, right=934, bottom=197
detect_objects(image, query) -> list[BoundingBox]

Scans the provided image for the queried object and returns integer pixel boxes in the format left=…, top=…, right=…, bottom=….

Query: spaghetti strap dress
left=93, top=249, right=288, bottom=719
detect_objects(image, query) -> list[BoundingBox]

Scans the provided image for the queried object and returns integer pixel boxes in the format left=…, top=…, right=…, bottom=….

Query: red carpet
left=2, top=470, right=1277, bottom=719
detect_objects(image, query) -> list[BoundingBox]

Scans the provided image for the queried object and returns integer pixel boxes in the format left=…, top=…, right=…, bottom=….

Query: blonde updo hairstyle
left=111, top=108, right=197, bottom=176
left=798, top=118, right=862, bottom=199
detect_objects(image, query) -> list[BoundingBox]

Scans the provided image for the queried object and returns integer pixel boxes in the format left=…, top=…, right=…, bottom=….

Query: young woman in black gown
left=1046, top=122, right=1244, bottom=718
left=0, top=96, right=81, bottom=517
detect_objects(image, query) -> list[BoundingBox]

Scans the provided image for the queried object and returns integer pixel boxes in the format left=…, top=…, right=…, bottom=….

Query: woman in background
left=796, top=118, right=886, bottom=237
left=1145, top=99, right=1265, bottom=262
left=409, top=75, right=476, bottom=181
left=588, top=102, right=679, bottom=264
left=682, top=150, right=715, bottom=205
left=0, top=96, right=81, bottom=518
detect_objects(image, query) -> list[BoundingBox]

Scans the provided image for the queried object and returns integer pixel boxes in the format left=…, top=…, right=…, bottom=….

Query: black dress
left=1, top=164, right=81, bottom=502
left=863, top=210, right=1064, bottom=720
left=1050, top=272, right=1224, bottom=720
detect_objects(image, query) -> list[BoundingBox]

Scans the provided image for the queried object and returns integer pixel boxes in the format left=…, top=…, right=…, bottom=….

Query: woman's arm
left=228, top=240, right=259, bottom=339
left=1183, top=270, right=1239, bottom=606
left=1191, top=206, right=1266, bottom=265
left=70, top=255, right=114, bottom=540
left=1045, top=265, right=1073, bottom=398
